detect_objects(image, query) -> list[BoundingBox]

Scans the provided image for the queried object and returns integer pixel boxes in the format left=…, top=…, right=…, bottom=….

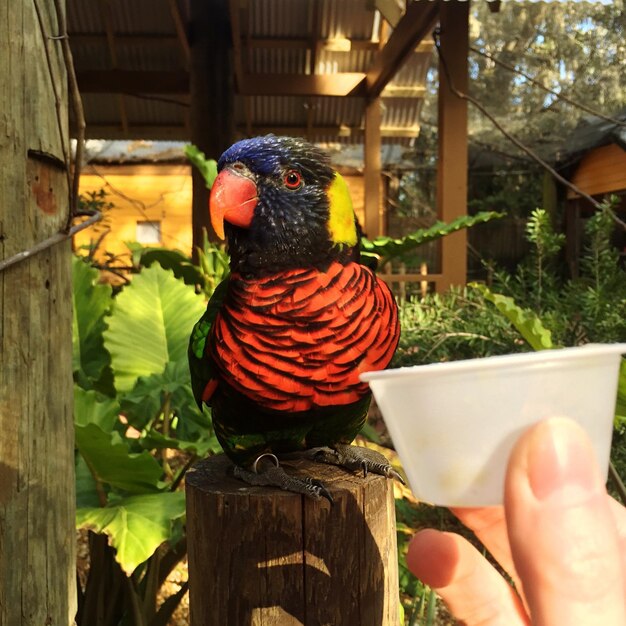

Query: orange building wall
left=74, top=166, right=374, bottom=263
left=74, top=164, right=194, bottom=261
left=567, top=143, right=626, bottom=199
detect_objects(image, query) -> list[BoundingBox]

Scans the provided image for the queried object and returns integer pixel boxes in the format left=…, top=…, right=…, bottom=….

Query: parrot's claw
left=233, top=458, right=334, bottom=505
left=309, top=444, right=406, bottom=485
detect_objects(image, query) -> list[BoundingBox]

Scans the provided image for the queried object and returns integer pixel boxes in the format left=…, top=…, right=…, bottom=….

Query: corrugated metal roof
left=68, top=0, right=435, bottom=157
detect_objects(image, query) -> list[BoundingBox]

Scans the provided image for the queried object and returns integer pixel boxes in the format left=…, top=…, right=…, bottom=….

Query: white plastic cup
left=360, top=344, right=626, bottom=507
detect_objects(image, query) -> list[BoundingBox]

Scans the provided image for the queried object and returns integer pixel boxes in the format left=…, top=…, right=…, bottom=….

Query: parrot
left=188, top=135, right=401, bottom=502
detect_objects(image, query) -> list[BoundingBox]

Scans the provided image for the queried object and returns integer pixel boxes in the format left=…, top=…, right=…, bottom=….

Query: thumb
left=504, top=417, right=626, bottom=626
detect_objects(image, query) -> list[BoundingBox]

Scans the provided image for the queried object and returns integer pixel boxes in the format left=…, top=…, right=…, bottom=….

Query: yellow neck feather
left=326, top=172, right=358, bottom=247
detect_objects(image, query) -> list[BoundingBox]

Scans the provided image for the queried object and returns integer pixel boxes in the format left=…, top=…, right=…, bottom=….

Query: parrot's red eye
left=283, top=170, right=303, bottom=190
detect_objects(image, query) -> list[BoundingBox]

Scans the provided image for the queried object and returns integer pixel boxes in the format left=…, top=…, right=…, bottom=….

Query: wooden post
left=437, top=1, right=469, bottom=292
left=0, top=0, right=76, bottom=623
left=186, top=456, right=399, bottom=626
left=190, top=0, right=235, bottom=254
left=364, top=98, right=383, bottom=239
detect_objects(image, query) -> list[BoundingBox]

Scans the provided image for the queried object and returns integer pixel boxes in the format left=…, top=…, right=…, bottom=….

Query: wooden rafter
left=365, top=1, right=439, bottom=97
left=77, top=70, right=189, bottom=93
left=80, top=123, right=421, bottom=141
left=77, top=69, right=427, bottom=100
left=168, top=0, right=191, bottom=68
left=70, top=33, right=180, bottom=45
left=375, top=0, right=404, bottom=28
left=237, top=73, right=367, bottom=97
left=306, top=0, right=322, bottom=139
left=228, top=0, right=245, bottom=89
left=97, top=0, right=128, bottom=132
left=229, top=0, right=253, bottom=135
left=236, top=124, right=421, bottom=138
left=243, top=37, right=434, bottom=54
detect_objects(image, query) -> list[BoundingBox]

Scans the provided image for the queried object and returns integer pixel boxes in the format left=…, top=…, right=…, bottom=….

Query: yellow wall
left=74, top=166, right=374, bottom=263
left=567, top=143, right=626, bottom=199
left=74, top=164, right=194, bottom=262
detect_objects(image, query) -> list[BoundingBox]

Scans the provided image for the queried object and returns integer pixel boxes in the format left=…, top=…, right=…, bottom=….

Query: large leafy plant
left=73, top=257, right=218, bottom=626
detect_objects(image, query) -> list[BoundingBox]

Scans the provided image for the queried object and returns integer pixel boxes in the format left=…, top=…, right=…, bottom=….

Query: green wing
left=188, top=276, right=230, bottom=408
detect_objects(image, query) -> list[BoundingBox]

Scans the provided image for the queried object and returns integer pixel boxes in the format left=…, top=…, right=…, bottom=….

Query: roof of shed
left=67, top=0, right=436, bottom=151
left=557, top=107, right=626, bottom=169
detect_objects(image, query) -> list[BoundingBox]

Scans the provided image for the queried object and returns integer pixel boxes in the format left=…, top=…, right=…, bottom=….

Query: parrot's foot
left=307, top=444, right=405, bottom=484
left=232, top=453, right=334, bottom=504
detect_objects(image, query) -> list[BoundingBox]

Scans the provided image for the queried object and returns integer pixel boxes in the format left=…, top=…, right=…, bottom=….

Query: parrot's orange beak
left=209, top=168, right=258, bottom=240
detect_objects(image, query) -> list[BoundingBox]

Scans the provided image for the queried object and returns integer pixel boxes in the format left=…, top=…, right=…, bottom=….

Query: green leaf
left=121, top=359, right=210, bottom=433
left=361, top=211, right=502, bottom=265
left=104, top=265, right=206, bottom=393
left=72, top=256, right=112, bottom=388
left=359, top=421, right=382, bottom=444
left=184, top=144, right=218, bottom=189
left=75, top=423, right=163, bottom=494
left=74, top=385, right=120, bottom=431
left=135, top=246, right=205, bottom=288
left=140, top=429, right=219, bottom=457
left=75, top=453, right=102, bottom=509
left=472, top=284, right=555, bottom=351
left=76, top=492, right=186, bottom=574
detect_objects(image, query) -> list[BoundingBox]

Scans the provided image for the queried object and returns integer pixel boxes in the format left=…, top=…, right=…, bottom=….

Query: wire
left=433, top=29, right=626, bottom=231
left=0, top=212, right=103, bottom=274
left=469, top=45, right=626, bottom=128
left=52, top=0, right=87, bottom=223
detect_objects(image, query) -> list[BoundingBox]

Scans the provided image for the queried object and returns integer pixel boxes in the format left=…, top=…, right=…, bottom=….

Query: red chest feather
left=210, top=262, right=399, bottom=412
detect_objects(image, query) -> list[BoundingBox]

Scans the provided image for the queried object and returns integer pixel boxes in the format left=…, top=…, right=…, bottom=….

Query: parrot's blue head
left=210, top=135, right=359, bottom=276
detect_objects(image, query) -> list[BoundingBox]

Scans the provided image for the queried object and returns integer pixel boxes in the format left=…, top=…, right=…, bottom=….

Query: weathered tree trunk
left=0, top=1, right=75, bottom=624
left=186, top=456, right=399, bottom=626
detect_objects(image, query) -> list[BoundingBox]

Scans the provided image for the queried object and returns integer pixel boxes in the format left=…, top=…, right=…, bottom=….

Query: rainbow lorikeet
left=188, top=135, right=401, bottom=501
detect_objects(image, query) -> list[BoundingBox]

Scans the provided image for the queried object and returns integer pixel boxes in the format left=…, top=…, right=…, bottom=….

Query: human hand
left=406, top=417, right=626, bottom=625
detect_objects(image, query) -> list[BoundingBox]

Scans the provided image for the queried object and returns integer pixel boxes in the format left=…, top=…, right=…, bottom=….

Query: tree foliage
left=464, top=3, right=625, bottom=158
left=400, top=3, right=626, bottom=225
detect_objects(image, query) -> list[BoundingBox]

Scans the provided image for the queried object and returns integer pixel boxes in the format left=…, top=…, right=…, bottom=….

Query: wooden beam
left=365, top=1, right=439, bottom=97
left=76, top=123, right=421, bottom=140
left=77, top=70, right=190, bottom=93
left=228, top=0, right=245, bottom=89
left=68, top=33, right=434, bottom=54
left=79, top=124, right=190, bottom=140
left=381, top=85, right=426, bottom=98
left=247, top=37, right=376, bottom=51
left=364, top=98, right=383, bottom=238
left=168, top=0, right=191, bottom=68
left=78, top=123, right=420, bottom=141
left=238, top=73, right=366, bottom=96
left=375, top=0, right=404, bottom=28
left=237, top=124, right=420, bottom=138
left=96, top=0, right=130, bottom=132
left=69, top=32, right=180, bottom=45
left=245, top=37, right=434, bottom=53
left=437, top=1, right=469, bottom=291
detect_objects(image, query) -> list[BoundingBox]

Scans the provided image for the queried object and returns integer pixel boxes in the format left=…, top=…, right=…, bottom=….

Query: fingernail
left=527, top=418, right=600, bottom=502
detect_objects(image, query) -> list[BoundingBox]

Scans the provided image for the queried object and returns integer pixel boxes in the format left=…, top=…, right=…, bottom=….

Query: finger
left=407, top=528, right=529, bottom=626
left=451, top=505, right=524, bottom=600
left=609, top=496, right=626, bottom=597
left=505, top=417, right=626, bottom=626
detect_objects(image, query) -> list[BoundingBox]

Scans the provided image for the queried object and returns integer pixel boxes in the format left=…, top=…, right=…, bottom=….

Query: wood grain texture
left=0, top=0, right=76, bottom=623
left=568, top=143, right=626, bottom=198
left=186, top=456, right=399, bottom=626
